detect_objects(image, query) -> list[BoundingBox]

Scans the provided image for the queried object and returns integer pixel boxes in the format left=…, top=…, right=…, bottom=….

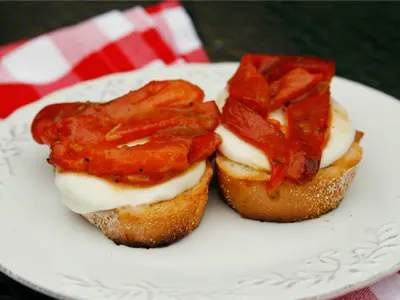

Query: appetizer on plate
left=31, top=80, right=221, bottom=247
left=215, top=54, right=363, bottom=222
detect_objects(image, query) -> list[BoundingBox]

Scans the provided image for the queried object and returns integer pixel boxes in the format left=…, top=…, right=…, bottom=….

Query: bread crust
left=83, top=161, right=213, bottom=248
left=216, top=139, right=363, bottom=222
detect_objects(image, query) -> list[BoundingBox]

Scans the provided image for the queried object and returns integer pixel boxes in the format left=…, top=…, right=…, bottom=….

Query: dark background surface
left=0, top=1, right=399, bottom=299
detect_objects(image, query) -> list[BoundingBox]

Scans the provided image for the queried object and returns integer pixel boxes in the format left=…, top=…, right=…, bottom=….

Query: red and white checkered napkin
left=0, top=1, right=208, bottom=119
left=0, top=1, right=399, bottom=299
left=334, top=274, right=400, bottom=300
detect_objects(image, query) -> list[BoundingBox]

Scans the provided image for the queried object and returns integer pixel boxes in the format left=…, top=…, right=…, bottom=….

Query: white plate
left=1, top=63, right=400, bottom=300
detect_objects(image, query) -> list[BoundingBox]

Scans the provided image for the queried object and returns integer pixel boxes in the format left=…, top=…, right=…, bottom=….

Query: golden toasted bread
left=83, top=161, right=213, bottom=248
left=216, top=134, right=363, bottom=222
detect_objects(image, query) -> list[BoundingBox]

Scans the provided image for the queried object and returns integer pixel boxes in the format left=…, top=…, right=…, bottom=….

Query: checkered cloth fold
left=0, top=1, right=208, bottom=119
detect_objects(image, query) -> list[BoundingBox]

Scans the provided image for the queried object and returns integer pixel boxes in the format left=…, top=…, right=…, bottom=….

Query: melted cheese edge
left=55, top=161, right=206, bottom=214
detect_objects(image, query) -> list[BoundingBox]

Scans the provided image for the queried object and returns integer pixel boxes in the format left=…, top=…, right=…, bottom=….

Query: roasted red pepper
left=49, top=137, right=193, bottom=176
left=32, top=80, right=221, bottom=185
left=221, top=98, right=289, bottom=192
left=228, top=62, right=269, bottom=116
left=221, top=54, right=333, bottom=190
left=241, top=54, right=335, bottom=82
left=269, top=68, right=323, bottom=111
left=286, top=84, right=331, bottom=182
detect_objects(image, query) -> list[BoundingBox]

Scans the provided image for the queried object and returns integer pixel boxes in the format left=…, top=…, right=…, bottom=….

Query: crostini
left=215, top=54, right=363, bottom=222
left=31, top=80, right=221, bottom=247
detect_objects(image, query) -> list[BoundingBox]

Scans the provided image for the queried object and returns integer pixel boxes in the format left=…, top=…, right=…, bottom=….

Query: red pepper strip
left=46, top=115, right=113, bottom=146
left=103, top=81, right=169, bottom=107
left=221, top=98, right=288, bottom=163
left=221, top=98, right=289, bottom=191
left=290, top=57, right=335, bottom=82
left=268, top=163, right=286, bottom=192
left=37, top=101, right=220, bottom=147
left=31, top=102, right=92, bottom=144
left=49, top=137, right=193, bottom=176
left=151, top=129, right=221, bottom=163
left=32, top=80, right=205, bottom=145
left=90, top=132, right=221, bottom=186
left=80, top=80, right=205, bottom=122
left=106, top=102, right=220, bottom=146
left=240, top=54, right=335, bottom=82
left=126, top=80, right=204, bottom=106
left=269, top=68, right=323, bottom=111
left=152, top=126, right=210, bottom=139
left=286, top=83, right=331, bottom=182
left=266, top=56, right=335, bottom=82
left=227, top=62, right=270, bottom=116
left=188, top=133, right=222, bottom=163
left=107, top=115, right=211, bottom=147
left=240, top=54, right=281, bottom=76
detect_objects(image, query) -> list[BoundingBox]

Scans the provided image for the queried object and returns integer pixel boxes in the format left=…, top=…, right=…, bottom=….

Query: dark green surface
left=0, top=1, right=399, bottom=299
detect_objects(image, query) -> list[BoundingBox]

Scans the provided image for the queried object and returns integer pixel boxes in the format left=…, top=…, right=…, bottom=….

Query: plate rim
left=1, top=62, right=400, bottom=300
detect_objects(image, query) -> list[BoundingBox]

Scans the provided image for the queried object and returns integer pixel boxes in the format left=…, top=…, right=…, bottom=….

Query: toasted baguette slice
left=83, top=161, right=213, bottom=248
left=216, top=135, right=363, bottom=222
